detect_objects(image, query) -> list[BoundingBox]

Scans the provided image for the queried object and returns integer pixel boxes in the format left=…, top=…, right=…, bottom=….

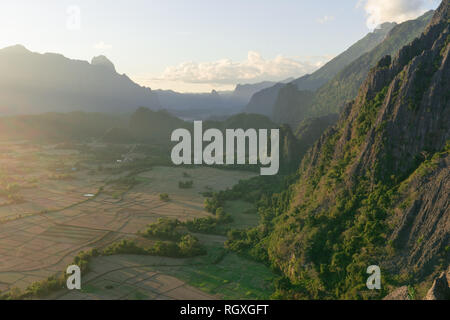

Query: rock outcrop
left=91, top=55, right=116, bottom=72
left=383, top=286, right=410, bottom=300
left=425, top=267, right=450, bottom=300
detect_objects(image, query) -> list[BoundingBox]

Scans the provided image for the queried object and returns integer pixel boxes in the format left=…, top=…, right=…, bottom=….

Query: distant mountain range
left=158, top=79, right=293, bottom=120
left=0, top=44, right=287, bottom=117
left=157, top=81, right=285, bottom=111
left=0, top=10, right=436, bottom=136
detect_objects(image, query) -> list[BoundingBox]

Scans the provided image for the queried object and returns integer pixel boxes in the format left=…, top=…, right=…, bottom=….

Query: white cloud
left=158, top=51, right=330, bottom=85
left=317, top=15, right=335, bottom=24
left=93, top=41, right=112, bottom=50
left=358, top=0, right=431, bottom=29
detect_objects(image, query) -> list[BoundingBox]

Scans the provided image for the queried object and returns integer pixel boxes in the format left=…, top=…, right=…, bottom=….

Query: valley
left=0, top=0, right=448, bottom=302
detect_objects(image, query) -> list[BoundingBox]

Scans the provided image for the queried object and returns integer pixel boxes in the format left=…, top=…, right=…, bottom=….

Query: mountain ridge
left=0, top=45, right=161, bottom=115
left=271, top=10, right=435, bottom=128
left=244, top=21, right=398, bottom=118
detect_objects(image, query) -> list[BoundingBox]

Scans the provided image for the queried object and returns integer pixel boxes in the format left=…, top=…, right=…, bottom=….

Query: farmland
left=0, top=141, right=274, bottom=299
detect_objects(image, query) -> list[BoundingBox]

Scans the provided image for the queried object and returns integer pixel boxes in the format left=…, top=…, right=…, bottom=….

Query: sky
left=0, top=0, right=441, bottom=92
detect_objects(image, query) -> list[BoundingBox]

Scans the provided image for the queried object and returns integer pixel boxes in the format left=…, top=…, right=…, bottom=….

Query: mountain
left=129, top=107, right=187, bottom=142
left=244, top=22, right=397, bottom=117
left=91, top=55, right=116, bottom=72
left=228, top=0, right=449, bottom=299
left=308, top=10, right=435, bottom=119
left=0, top=45, right=161, bottom=115
left=205, top=113, right=303, bottom=173
left=294, top=113, right=339, bottom=157
left=272, top=83, right=315, bottom=125
left=102, top=107, right=305, bottom=172
left=293, top=22, right=397, bottom=89
left=244, top=82, right=294, bottom=118
left=154, top=89, right=225, bottom=112
left=272, top=10, right=434, bottom=128
left=225, top=80, right=293, bottom=106
left=157, top=80, right=282, bottom=121
left=102, top=107, right=187, bottom=145
left=233, top=81, right=286, bottom=101
left=0, top=44, right=281, bottom=118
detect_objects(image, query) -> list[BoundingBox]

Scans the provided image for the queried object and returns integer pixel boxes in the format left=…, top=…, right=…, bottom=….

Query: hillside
left=293, top=22, right=397, bottom=88
left=294, top=113, right=339, bottom=158
left=227, top=0, right=449, bottom=299
left=309, top=10, right=435, bottom=118
left=244, top=22, right=397, bottom=118
left=272, top=10, right=434, bottom=128
left=272, top=84, right=315, bottom=126
left=0, top=46, right=161, bottom=115
left=102, top=107, right=188, bottom=144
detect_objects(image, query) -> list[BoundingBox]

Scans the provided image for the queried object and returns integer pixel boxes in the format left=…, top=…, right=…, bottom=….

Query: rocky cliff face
left=425, top=267, right=450, bottom=300
left=387, top=154, right=449, bottom=279
left=383, top=267, right=449, bottom=300
left=265, top=0, right=449, bottom=299
left=339, top=1, right=449, bottom=279
left=343, top=14, right=449, bottom=184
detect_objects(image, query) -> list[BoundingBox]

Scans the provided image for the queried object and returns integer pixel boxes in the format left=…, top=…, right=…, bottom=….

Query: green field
left=162, top=245, right=275, bottom=300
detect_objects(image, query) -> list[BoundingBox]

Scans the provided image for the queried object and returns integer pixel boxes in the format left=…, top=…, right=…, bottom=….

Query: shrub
left=159, top=193, right=170, bottom=202
left=177, top=234, right=206, bottom=257
left=141, top=218, right=184, bottom=241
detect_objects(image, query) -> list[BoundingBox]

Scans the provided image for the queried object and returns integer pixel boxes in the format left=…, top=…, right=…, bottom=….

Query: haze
left=0, top=0, right=440, bottom=92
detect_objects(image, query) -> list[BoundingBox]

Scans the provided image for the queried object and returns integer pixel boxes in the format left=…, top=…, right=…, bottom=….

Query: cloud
left=317, top=15, right=335, bottom=24
left=358, top=0, right=431, bottom=29
left=93, top=41, right=112, bottom=50
left=158, top=51, right=330, bottom=85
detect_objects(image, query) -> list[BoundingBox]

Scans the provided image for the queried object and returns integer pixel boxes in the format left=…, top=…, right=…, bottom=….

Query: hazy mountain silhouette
left=0, top=45, right=161, bottom=115
left=155, top=80, right=283, bottom=117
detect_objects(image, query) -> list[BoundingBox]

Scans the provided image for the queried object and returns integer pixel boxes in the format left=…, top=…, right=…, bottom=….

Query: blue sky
left=0, top=0, right=441, bottom=92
